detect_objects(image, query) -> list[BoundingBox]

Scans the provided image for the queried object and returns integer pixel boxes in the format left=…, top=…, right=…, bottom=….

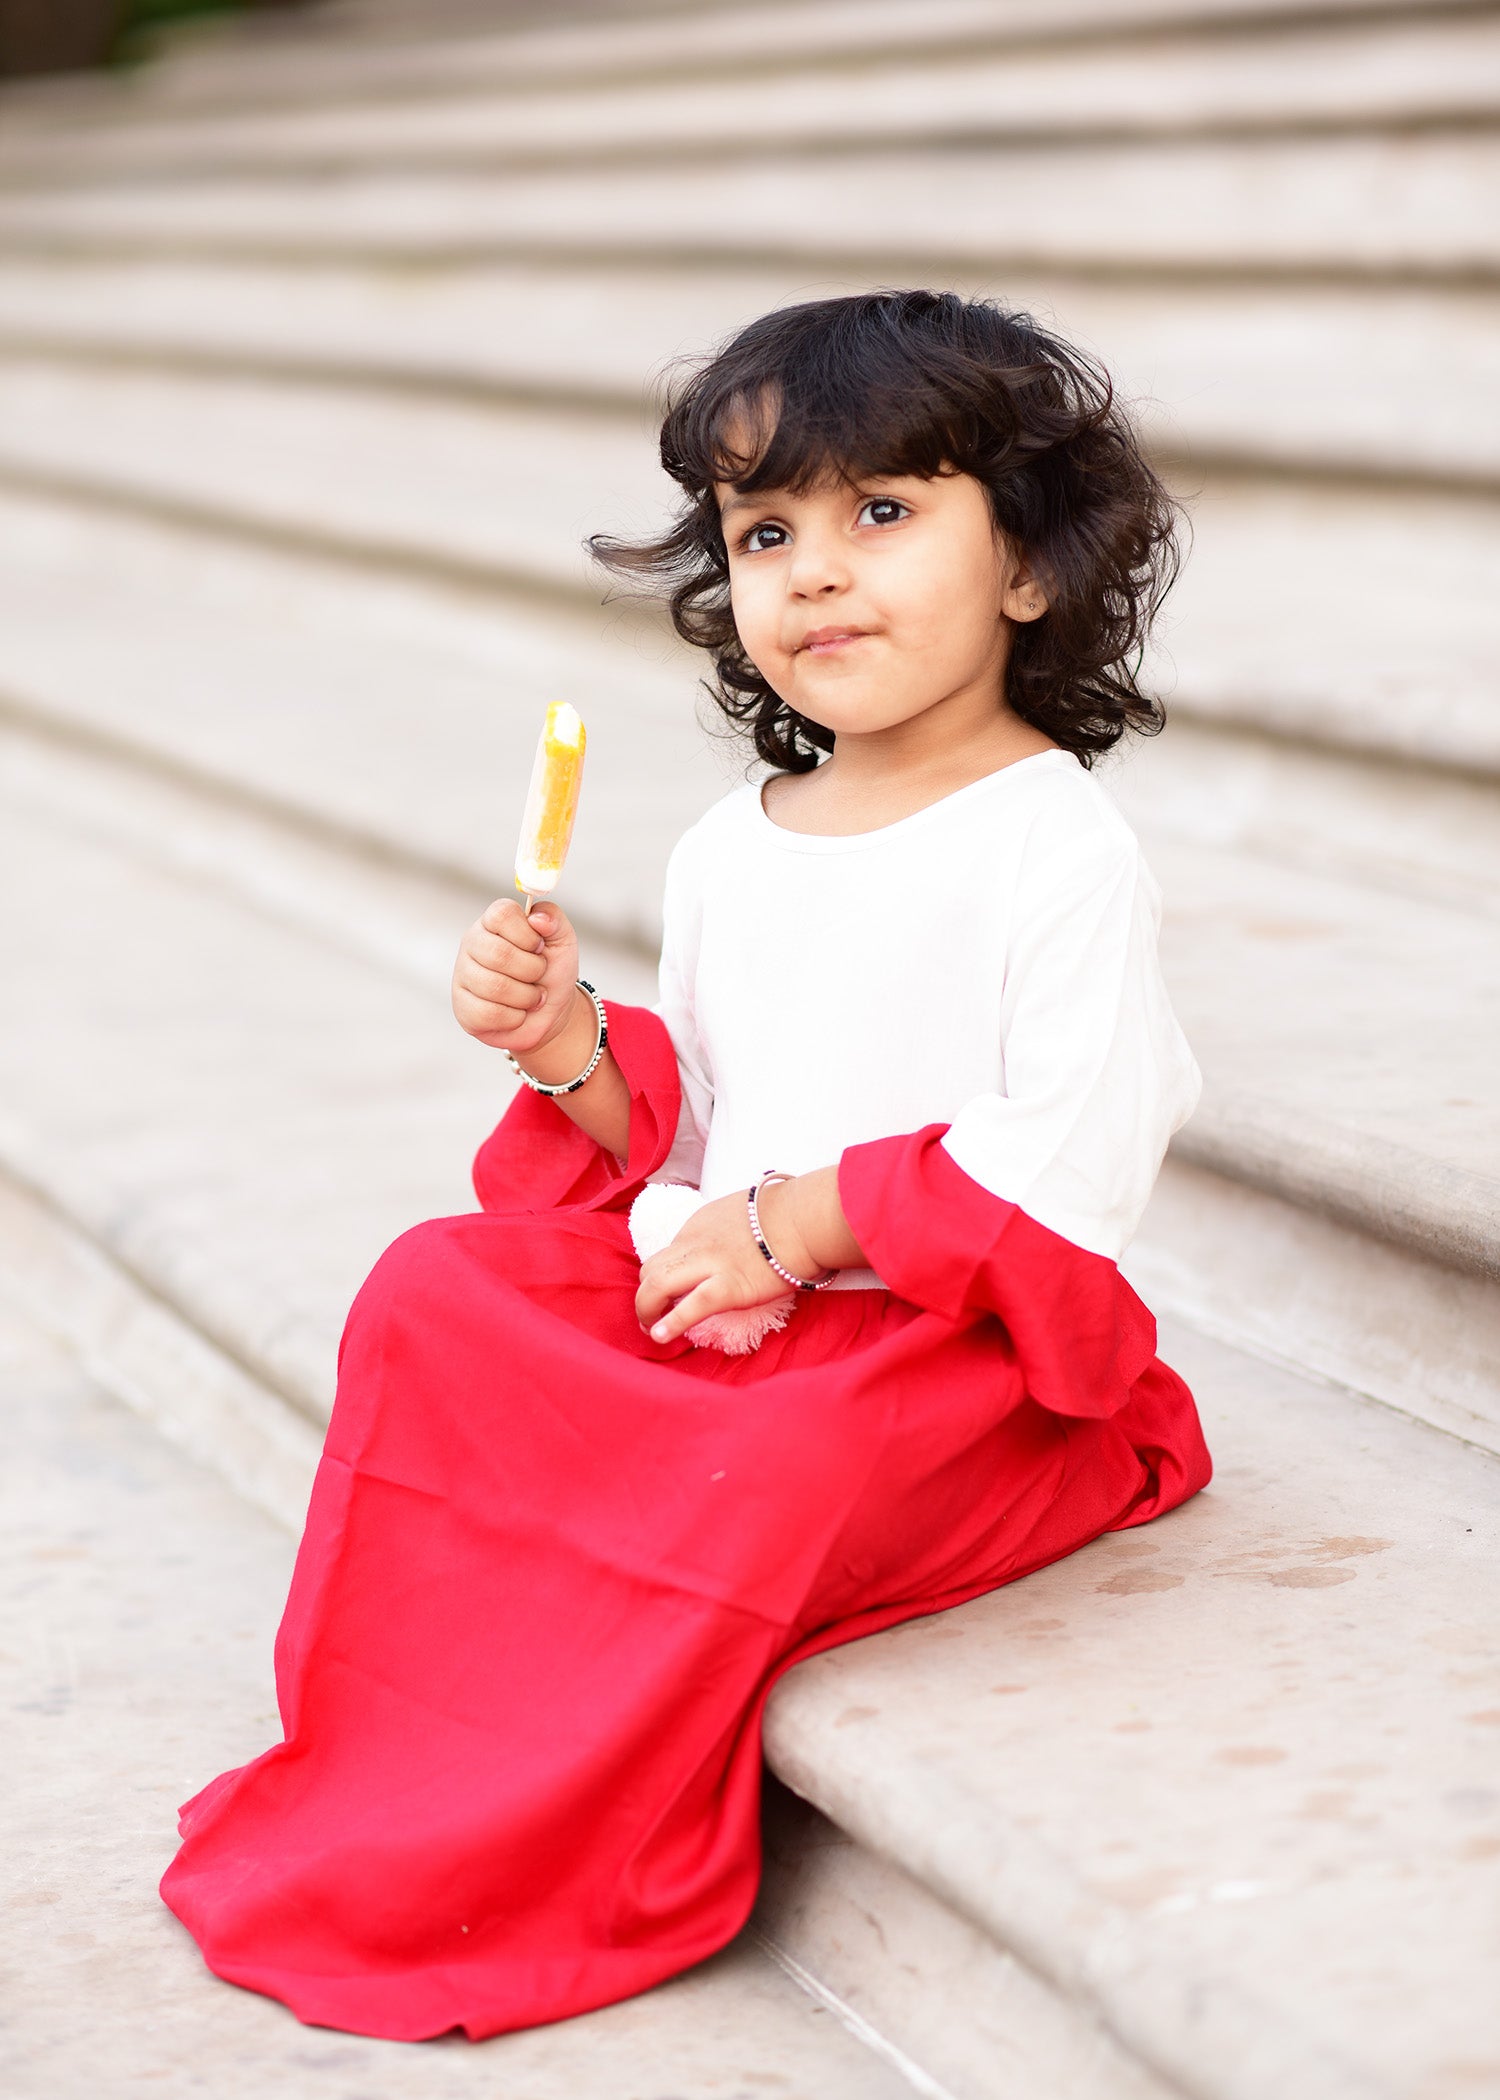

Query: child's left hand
left=635, top=1183, right=817, bottom=1345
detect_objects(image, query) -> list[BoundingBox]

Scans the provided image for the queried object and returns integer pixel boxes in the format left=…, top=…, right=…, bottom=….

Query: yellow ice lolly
left=514, top=701, right=586, bottom=912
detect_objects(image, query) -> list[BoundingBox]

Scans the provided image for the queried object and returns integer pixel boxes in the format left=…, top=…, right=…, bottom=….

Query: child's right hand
left=452, top=896, right=582, bottom=1054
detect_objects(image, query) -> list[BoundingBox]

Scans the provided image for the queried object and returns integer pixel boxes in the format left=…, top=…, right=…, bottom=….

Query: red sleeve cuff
left=838, top=1124, right=1158, bottom=1419
left=472, top=1001, right=683, bottom=1217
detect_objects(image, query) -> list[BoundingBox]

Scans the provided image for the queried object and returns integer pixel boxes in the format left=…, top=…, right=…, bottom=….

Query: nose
left=786, top=523, right=850, bottom=599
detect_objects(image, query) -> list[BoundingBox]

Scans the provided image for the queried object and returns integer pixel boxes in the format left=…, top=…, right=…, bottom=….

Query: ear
left=999, top=551, right=1049, bottom=624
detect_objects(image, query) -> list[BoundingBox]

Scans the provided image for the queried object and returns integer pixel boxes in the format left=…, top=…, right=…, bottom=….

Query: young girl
left=160, top=289, right=1212, bottom=2041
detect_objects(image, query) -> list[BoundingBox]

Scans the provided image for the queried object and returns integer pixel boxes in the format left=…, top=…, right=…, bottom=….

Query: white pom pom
left=628, top=1180, right=707, bottom=1263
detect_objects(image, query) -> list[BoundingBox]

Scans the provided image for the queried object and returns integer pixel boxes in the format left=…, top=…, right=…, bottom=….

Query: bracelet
left=748, top=1169, right=838, bottom=1291
left=503, top=978, right=608, bottom=1096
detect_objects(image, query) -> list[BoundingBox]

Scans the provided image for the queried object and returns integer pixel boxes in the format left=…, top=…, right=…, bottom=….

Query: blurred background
left=2, top=5, right=1498, bottom=2094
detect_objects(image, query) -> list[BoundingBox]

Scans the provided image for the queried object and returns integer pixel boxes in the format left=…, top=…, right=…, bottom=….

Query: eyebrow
left=718, top=492, right=774, bottom=521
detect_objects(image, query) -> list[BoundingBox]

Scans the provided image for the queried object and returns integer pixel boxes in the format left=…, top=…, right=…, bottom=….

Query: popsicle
left=514, top=700, right=587, bottom=915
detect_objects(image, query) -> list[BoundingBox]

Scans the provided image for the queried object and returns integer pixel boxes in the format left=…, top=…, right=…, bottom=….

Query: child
left=160, top=289, right=1212, bottom=2041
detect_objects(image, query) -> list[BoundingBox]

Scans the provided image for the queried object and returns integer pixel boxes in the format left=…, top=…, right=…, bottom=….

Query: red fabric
left=160, top=1000, right=1211, bottom=2040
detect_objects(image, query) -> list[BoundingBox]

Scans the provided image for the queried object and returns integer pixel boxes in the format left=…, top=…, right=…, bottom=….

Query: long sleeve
left=936, top=809, right=1200, bottom=1263
left=647, top=827, right=715, bottom=1188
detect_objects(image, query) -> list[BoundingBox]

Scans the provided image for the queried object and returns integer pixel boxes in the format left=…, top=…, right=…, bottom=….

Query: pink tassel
left=682, top=1294, right=800, bottom=1356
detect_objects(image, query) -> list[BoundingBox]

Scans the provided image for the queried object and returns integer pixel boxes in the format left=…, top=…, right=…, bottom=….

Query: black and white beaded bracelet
left=503, top=977, right=608, bottom=1096
left=748, top=1169, right=838, bottom=1291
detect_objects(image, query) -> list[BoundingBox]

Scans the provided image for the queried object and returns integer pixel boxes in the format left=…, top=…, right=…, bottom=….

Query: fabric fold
left=838, top=1121, right=1159, bottom=1420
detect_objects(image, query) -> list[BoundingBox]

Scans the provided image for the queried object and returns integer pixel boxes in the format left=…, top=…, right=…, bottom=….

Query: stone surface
left=0, top=1303, right=919, bottom=2100
left=763, top=1318, right=1500, bottom=2100
left=0, top=491, right=729, bottom=954
left=1110, top=719, right=1500, bottom=923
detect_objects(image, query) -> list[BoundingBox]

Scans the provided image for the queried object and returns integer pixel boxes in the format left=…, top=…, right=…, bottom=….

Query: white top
left=644, top=746, right=1201, bottom=1290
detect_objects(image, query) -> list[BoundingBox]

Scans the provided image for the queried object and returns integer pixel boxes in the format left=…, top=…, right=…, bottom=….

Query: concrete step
left=2, top=257, right=1497, bottom=489
left=0, top=1301, right=927, bottom=2100
left=0, top=373, right=1494, bottom=781
left=759, top=1316, right=1500, bottom=2100
left=5, top=738, right=1498, bottom=2099
left=0, top=130, right=1494, bottom=279
left=4, top=12, right=1498, bottom=183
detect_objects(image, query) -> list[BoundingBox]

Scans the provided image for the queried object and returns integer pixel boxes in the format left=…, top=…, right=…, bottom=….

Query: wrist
left=765, top=1166, right=867, bottom=1275
left=754, top=1175, right=822, bottom=1283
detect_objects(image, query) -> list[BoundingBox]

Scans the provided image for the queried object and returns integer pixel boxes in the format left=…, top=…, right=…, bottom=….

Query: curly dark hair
left=589, top=288, right=1186, bottom=773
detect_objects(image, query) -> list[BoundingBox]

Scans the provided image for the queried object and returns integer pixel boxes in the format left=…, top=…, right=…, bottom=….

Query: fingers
left=634, top=1249, right=708, bottom=1338
left=454, top=953, right=547, bottom=1013
left=481, top=894, right=544, bottom=944
left=468, top=905, right=547, bottom=983
left=638, top=1281, right=716, bottom=1345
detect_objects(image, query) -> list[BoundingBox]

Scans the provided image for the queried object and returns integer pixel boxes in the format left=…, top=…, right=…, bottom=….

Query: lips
left=798, top=627, right=872, bottom=653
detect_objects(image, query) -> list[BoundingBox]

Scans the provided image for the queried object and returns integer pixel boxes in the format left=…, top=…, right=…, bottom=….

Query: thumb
left=527, top=901, right=564, bottom=947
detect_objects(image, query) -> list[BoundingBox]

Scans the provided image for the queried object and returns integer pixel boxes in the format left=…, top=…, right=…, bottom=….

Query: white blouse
left=643, top=746, right=1200, bottom=1290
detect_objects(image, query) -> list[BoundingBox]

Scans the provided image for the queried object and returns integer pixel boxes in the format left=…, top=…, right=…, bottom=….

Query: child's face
left=716, top=464, right=1046, bottom=738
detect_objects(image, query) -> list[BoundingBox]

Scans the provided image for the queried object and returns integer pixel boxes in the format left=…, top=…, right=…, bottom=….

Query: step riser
left=1128, top=1156, right=1500, bottom=1456
left=754, top=1787, right=1177, bottom=2100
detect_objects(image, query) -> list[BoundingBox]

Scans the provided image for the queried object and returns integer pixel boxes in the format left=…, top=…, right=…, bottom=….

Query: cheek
left=886, top=547, right=998, bottom=660
left=729, top=570, right=787, bottom=661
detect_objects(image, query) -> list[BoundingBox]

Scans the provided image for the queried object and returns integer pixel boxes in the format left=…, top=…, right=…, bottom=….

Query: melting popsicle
left=514, top=700, right=587, bottom=915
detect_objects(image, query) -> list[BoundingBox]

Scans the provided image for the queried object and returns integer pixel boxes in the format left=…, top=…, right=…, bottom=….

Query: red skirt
left=160, top=1001, right=1212, bottom=2040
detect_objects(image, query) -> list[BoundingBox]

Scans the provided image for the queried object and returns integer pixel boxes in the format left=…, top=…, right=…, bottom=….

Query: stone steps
left=0, top=368, right=1494, bottom=782
left=0, top=1299, right=927, bottom=2100
left=3, top=563, right=1498, bottom=1468
left=1, top=490, right=1496, bottom=1452
left=4, top=723, right=1498, bottom=2100
left=0, top=133, right=1494, bottom=279
left=1, top=259, right=1497, bottom=490
left=5, top=11, right=1499, bottom=182
left=0, top=0, right=1471, bottom=130
left=2, top=2, right=1496, bottom=2085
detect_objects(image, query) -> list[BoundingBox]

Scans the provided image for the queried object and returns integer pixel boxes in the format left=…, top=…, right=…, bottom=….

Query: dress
left=159, top=748, right=1213, bottom=2041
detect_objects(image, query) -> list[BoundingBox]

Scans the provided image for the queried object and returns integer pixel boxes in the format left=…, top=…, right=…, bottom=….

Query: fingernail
left=651, top=1321, right=670, bottom=1341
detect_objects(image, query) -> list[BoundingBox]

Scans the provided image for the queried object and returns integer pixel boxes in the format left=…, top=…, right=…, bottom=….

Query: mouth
left=797, top=627, right=873, bottom=655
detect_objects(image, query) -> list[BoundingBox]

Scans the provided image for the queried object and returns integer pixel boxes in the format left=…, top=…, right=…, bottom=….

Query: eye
left=738, top=520, right=788, bottom=553
left=857, top=495, right=910, bottom=528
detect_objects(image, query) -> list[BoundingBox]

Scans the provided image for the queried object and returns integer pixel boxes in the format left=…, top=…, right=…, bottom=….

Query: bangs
left=660, top=294, right=1007, bottom=497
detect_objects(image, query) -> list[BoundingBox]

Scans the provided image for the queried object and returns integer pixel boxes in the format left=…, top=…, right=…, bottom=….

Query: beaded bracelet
left=748, top=1169, right=838, bottom=1291
left=503, top=977, right=608, bottom=1096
